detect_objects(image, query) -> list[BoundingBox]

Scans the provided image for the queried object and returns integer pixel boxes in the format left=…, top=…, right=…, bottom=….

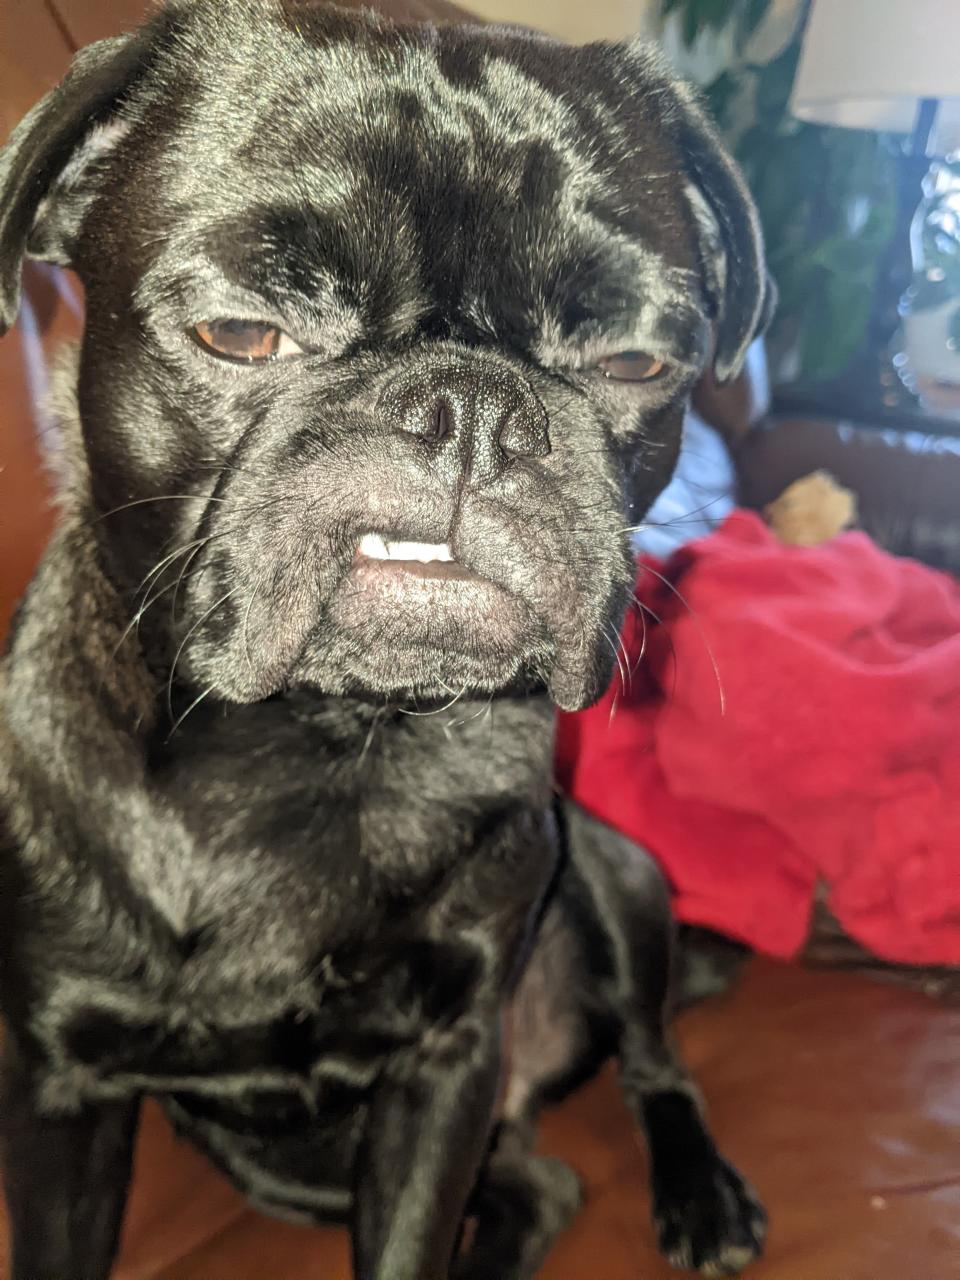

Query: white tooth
left=359, top=533, right=389, bottom=559
left=386, top=541, right=452, bottom=563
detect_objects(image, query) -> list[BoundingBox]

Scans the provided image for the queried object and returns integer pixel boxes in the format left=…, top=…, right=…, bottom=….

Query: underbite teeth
left=358, top=533, right=389, bottom=559
left=358, top=533, right=453, bottom=563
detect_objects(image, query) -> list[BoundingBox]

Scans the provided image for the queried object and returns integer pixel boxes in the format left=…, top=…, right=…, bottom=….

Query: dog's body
left=0, top=3, right=771, bottom=1276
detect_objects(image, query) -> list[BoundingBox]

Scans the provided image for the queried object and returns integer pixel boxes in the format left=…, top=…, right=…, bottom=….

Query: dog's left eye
left=192, top=320, right=305, bottom=363
left=596, top=352, right=666, bottom=382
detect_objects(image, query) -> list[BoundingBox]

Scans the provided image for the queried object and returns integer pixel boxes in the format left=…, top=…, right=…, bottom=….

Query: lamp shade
left=791, top=0, right=960, bottom=154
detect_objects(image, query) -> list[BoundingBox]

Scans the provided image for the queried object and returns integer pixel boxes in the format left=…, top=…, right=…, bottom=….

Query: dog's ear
left=669, top=79, right=775, bottom=383
left=0, top=31, right=152, bottom=335
left=579, top=40, right=774, bottom=382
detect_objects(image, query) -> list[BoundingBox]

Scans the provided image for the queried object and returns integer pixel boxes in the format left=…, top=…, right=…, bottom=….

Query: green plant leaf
left=735, top=0, right=773, bottom=52
left=666, top=0, right=734, bottom=46
left=703, top=0, right=733, bottom=31
left=682, top=3, right=701, bottom=47
left=799, top=272, right=874, bottom=381
left=704, top=69, right=740, bottom=131
left=661, top=0, right=899, bottom=386
left=752, top=41, right=801, bottom=118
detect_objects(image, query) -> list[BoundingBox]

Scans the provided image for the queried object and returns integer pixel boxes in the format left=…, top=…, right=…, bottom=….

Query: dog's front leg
left=1, top=1048, right=139, bottom=1280
left=352, top=1011, right=501, bottom=1280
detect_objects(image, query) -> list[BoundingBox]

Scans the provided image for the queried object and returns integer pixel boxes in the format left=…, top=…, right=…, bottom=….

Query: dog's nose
left=378, top=361, right=550, bottom=486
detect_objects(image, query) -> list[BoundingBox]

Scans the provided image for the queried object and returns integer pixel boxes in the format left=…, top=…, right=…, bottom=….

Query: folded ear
left=0, top=31, right=151, bottom=335
left=670, top=79, right=775, bottom=383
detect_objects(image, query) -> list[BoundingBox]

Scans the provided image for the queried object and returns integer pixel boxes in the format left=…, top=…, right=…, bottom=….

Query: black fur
left=0, top=3, right=769, bottom=1276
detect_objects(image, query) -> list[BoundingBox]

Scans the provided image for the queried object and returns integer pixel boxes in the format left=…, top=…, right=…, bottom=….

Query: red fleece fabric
left=555, top=511, right=960, bottom=965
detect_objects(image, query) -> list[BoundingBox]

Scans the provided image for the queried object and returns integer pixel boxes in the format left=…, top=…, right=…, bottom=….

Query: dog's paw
left=653, top=1156, right=766, bottom=1276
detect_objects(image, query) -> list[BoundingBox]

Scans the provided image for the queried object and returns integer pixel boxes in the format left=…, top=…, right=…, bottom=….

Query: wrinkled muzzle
left=175, top=348, right=635, bottom=711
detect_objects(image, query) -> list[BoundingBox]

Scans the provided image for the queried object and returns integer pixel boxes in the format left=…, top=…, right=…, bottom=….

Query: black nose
left=378, top=360, right=550, bottom=486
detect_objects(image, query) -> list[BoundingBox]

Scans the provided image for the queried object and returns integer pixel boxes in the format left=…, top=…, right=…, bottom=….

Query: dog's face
left=0, top=0, right=769, bottom=711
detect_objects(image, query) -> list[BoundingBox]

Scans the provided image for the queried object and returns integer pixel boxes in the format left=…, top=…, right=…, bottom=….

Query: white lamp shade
left=791, top=0, right=960, bottom=153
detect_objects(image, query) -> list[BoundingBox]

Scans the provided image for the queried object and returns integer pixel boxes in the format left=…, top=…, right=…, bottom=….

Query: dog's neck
left=154, top=685, right=558, bottom=813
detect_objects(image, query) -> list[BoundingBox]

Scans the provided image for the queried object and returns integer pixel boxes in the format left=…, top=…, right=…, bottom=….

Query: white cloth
left=631, top=411, right=736, bottom=559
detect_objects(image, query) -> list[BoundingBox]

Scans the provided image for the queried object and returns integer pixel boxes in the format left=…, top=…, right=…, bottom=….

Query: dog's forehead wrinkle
left=137, top=239, right=368, bottom=357
left=532, top=253, right=709, bottom=371
left=263, top=10, right=586, bottom=151
left=113, top=13, right=711, bottom=364
left=162, top=12, right=606, bottom=192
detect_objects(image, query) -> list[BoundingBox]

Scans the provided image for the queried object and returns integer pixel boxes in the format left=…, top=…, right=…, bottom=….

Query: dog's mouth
left=352, top=533, right=479, bottom=582
left=180, top=502, right=613, bottom=707
left=331, top=527, right=533, bottom=660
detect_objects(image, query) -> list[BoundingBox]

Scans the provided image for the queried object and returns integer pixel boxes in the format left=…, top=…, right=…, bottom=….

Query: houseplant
left=658, top=0, right=898, bottom=387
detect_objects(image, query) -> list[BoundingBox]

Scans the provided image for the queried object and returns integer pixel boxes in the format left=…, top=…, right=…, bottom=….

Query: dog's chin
left=290, top=551, right=547, bottom=701
left=178, top=533, right=623, bottom=712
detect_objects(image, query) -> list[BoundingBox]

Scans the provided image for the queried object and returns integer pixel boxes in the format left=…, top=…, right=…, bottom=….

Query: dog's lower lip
left=333, top=551, right=532, bottom=652
left=351, top=552, right=479, bottom=582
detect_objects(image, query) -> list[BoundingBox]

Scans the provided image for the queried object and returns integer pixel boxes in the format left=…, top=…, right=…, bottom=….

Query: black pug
left=0, top=2, right=772, bottom=1277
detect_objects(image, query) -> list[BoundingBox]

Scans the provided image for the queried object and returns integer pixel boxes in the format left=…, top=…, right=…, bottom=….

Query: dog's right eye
left=191, top=320, right=305, bottom=363
left=595, top=351, right=666, bottom=383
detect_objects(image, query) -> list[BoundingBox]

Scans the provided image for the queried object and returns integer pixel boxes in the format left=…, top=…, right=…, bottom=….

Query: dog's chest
left=105, top=713, right=450, bottom=983
left=47, top=923, right=480, bottom=1116
left=122, top=697, right=554, bottom=980
left=32, top=698, right=553, bottom=1108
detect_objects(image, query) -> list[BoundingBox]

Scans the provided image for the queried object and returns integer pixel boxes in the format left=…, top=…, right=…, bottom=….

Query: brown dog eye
left=596, top=352, right=666, bottom=383
left=192, top=320, right=304, bottom=362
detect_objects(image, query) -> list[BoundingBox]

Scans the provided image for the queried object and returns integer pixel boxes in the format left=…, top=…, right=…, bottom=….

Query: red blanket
left=555, top=511, right=960, bottom=966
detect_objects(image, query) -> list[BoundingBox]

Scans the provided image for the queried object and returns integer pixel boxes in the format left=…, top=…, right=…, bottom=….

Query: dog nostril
left=498, top=412, right=550, bottom=461
left=431, top=399, right=452, bottom=441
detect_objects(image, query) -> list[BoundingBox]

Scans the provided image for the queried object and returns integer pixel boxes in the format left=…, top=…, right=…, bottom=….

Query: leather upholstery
left=737, top=416, right=960, bottom=574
